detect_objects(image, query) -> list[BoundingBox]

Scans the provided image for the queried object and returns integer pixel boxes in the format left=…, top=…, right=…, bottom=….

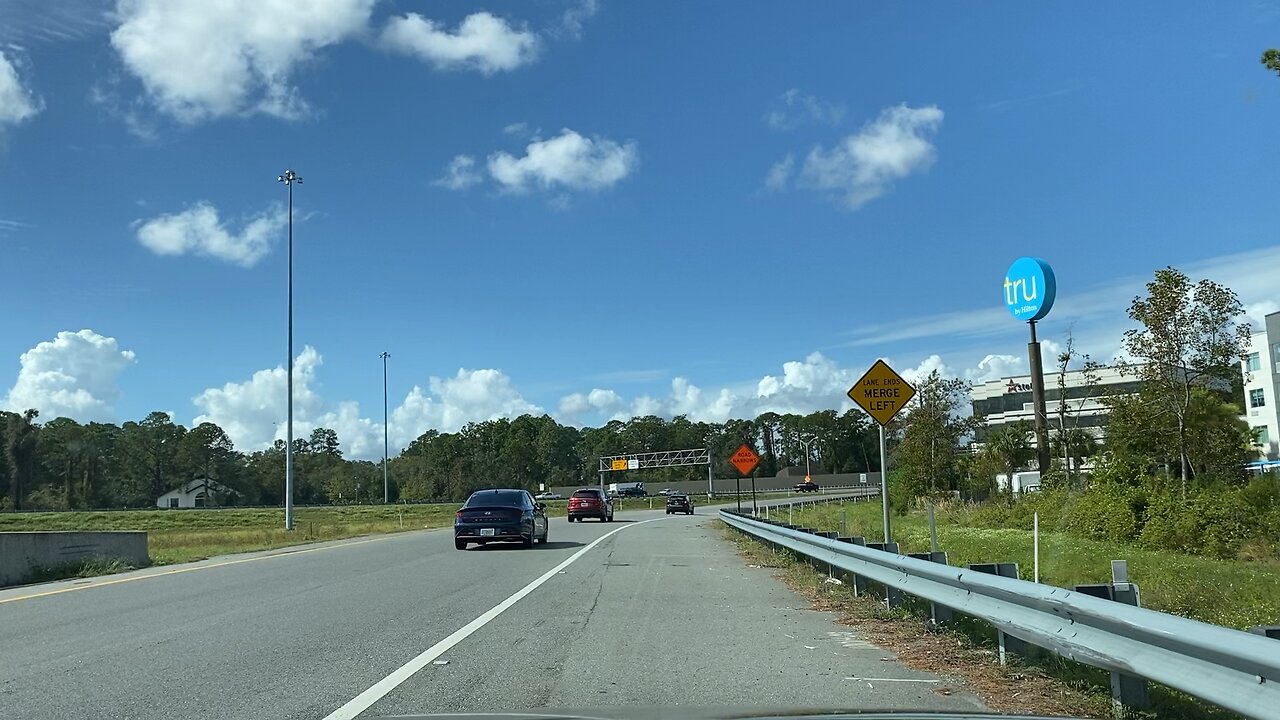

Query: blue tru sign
left=1003, top=257, right=1056, bottom=322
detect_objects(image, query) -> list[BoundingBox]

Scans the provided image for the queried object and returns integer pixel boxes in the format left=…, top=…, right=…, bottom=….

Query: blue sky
left=2, top=0, right=1279, bottom=458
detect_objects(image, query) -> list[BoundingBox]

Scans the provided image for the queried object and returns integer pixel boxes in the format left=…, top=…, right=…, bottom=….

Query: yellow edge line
left=0, top=532, right=410, bottom=605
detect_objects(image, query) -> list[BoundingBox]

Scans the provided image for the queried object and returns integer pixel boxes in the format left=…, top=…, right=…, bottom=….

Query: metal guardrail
left=753, top=487, right=879, bottom=506
left=720, top=509, right=1280, bottom=720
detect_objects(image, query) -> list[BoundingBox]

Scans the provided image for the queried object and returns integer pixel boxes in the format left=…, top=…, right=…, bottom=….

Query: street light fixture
left=278, top=169, right=301, bottom=531
left=380, top=351, right=391, bottom=503
left=799, top=433, right=818, bottom=479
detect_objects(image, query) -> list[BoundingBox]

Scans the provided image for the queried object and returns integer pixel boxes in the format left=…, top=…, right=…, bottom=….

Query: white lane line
left=323, top=517, right=665, bottom=720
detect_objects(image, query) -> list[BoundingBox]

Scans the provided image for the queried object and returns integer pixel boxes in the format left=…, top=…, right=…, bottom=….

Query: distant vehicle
left=568, top=488, right=614, bottom=522
left=534, top=491, right=562, bottom=500
left=665, top=493, right=693, bottom=515
left=658, top=488, right=676, bottom=496
left=454, top=489, right=549, bottom=550
left=794, top=482, right=820, bottom=493
left=607, top=481, right=646, bottom=497
left=996, top=471, right=1041, bottom=495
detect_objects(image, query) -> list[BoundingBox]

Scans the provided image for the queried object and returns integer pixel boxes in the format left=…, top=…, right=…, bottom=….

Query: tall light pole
left=380, top=351, right=390, bottom=504
left=278, top=169, right=301, bottom=530
left=799, top=433, right=817, bottom=479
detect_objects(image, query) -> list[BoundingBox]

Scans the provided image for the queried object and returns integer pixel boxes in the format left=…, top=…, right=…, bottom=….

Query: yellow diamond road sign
left=847, top=360, right=916, bottom=426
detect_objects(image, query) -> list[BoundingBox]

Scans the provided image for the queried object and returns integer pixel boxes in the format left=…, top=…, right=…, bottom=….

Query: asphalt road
left=0, top=503, right=985, bottom=719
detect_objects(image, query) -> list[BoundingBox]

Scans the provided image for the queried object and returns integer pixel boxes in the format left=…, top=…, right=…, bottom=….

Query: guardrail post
left=968, top=562, right=1030, bottom=664
left=1249, top=625, right=1280, bottom=640
left=908, top=551, right=952, bottom=623
left=838, top=536, right=868, bottom=595
left=816, top=531, right=839, bottom=576
left=1076, top=561, right=1150, bottom=717
left=866, top=542, right=902, bottom=608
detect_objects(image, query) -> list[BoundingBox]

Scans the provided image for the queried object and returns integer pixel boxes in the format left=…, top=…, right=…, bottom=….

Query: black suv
left=794, top=482, right=820, bottom=493
left=665, top=493, right=693, bottom=515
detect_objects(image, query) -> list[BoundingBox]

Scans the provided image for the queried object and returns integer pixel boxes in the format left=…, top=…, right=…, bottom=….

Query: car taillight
left=455, top=511, right=463, bottom=519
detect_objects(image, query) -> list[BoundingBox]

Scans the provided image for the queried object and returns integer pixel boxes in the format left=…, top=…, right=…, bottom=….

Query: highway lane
left=1, top=504, right=983, bottom=719
left=358, top=511, right=984, bottom=717
left=2, top=513, right=627, bottom=720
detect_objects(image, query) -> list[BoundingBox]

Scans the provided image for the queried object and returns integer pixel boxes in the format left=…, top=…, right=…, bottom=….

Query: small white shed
left=156, top=478, right=238, bottom=508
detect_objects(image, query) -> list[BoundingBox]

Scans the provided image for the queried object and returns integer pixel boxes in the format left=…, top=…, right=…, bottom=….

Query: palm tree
left=984, top=422, right=1034, bottom=490
left=5, top=409, right=40, bottom=511
left=1053, top=427, right=1099, bottom=485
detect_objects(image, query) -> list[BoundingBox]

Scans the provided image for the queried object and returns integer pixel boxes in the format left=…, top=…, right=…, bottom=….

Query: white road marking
left=322, top=517, right=666, bottom=720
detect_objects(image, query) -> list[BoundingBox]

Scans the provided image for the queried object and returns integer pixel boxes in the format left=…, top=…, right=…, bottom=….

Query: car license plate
left=480, top=528, right=496, bottom=537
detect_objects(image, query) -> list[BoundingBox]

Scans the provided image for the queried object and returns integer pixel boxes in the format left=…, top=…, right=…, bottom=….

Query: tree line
left=4, top=265, right=1267, bottom=515
left=1, top=405, right=881, bottom=510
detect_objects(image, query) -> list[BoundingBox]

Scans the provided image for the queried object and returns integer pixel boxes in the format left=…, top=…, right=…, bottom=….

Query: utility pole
left=277, top=169, right=301, bottom=531
left=380, top=351, right=391, bottom=503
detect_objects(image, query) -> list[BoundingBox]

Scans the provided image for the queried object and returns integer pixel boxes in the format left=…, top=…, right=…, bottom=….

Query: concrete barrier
left=0, top=532, right=149, bottom=587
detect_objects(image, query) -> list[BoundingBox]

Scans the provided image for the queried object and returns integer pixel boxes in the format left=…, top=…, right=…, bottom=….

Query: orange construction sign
left=730, top=444, right=760, bottom=476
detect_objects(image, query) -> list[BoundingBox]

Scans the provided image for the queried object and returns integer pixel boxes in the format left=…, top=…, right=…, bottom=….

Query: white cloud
left=764, top=88, right=844, bottom=130
left=502, top=122, right=529, bottom=136
left=764, top=153, right=794, bottom=191
left=794, top=103, right=943, bottom=209
left=1246, top=301, right=1279, bottom=329
left=193, top=346, right=327, bottom=453
left=554, top=0, right=599, bottom=40
left=0, top=50, right=41, bottom=125
left=553, top=351, right=1033, bottom=428
left=434, top=154, right=482, bottom=190
left=558, top=387, right=624, bottom=424
left=4, top=330, right=136, bottom=422
left=897, top=354, right=953, bottom=387
left=964, top=354, right=1026, bottom=383
left=134, top=202, right=285, bottom=267
left=381, top=11, right=539, bottom=74
left=394, top=368, right=542, bottom=437
left=194, top=350, right=541, bottom=458
left=487, top=128, right=638, bottom=193
left=110, top=0, right=375, bottom=122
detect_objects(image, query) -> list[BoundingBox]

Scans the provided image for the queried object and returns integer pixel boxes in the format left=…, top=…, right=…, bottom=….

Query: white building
left=971, top=365, right=1143, bottom=446
left=1243, top=310, right=1280, bottom=461
left=156, top=478, right=238, bottom=509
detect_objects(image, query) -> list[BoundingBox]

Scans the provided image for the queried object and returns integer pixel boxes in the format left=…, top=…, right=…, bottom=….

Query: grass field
left=0, top=504, right=460, bottom=566
left=787, top=500, right=1280, bottom=631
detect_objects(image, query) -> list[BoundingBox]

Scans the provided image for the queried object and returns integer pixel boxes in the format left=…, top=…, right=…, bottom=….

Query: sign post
left=847, top=360, right=916, bottom=543
left=1003, top=257, right=1057, bottom=475
left=730, top=444, right=761, bottom=515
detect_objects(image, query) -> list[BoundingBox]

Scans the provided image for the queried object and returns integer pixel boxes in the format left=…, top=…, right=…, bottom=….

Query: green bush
left=1058, top=483, right=1144, bottom=541
left=1088, top=453, right=1147, bottom=487
left=1139, top=489, right=1254, bottom=559
left=962, top=487, right=1066, bottom=531
left=1241, top=473, right=1280, bottom=513
left=24, top=486, right=70, bottom=511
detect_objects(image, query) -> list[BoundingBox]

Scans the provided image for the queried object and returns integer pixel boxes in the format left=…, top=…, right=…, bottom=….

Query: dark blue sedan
left=454, top=489, right=549, bottom=550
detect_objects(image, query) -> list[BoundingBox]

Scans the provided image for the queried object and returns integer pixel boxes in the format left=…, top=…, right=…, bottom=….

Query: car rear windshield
left=464, top=490, right=527, bottom=507
left=572, top=490, right=601, bottom=498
